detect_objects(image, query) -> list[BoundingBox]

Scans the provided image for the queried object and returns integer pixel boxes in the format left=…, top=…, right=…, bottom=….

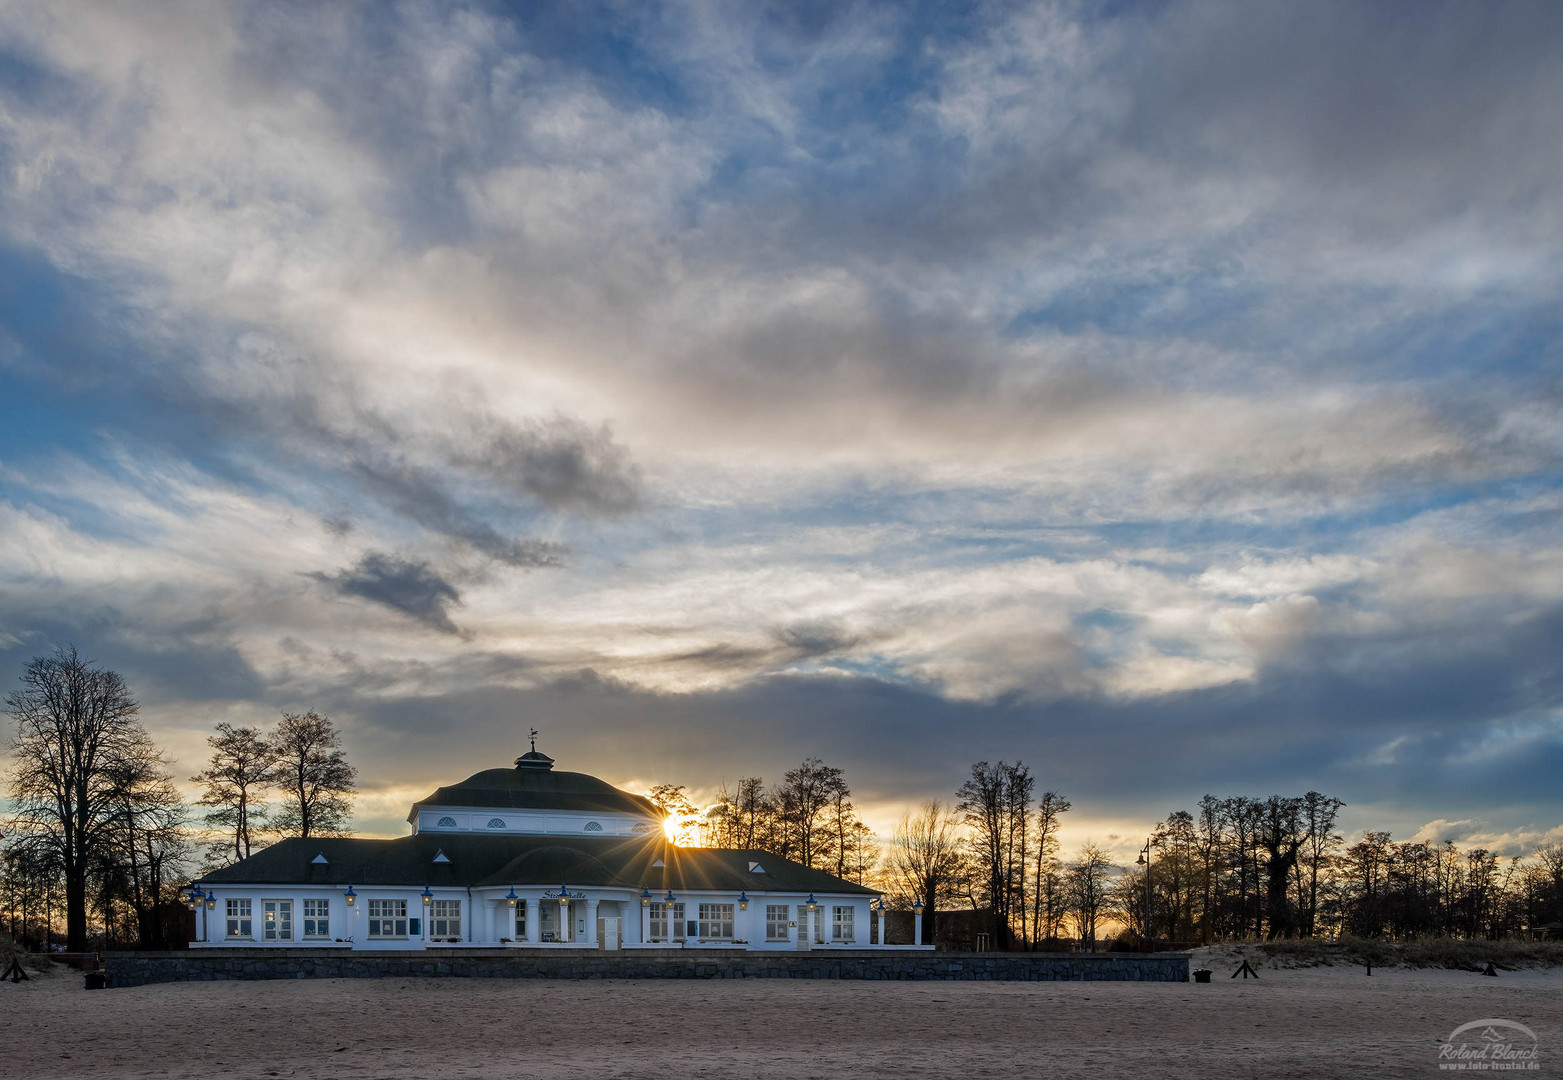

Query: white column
left=914, top=909, right=924, bottom=946
left=527, top=897, right=541, bottom=943
left=877, top=907, right=886, bottom=947
left=584, top=898, right=599, bottom=946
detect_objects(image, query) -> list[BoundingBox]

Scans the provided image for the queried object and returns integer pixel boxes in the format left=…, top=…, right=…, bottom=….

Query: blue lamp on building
left=505, top=885, right=519, bottom=908
left=876, top=898, right=887, bottom=913
left=664, top=889, right=676, bottom=904
left=641, top=886, right=652, bottom=907
left=806, top=893, right=817, bottom=911
left=205, top=891, right=217, bottom=910
left=421, top=885, right=434, bottom=905
left=343, top=883, right=357, bottom=906
left=737, top=890, right=749, bottom=911
left=186, top=887, right=204, bottom=910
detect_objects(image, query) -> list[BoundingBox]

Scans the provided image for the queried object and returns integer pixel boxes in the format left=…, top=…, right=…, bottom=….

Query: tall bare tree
left=888, top=799, right=964, bottom=945
left=192, top=723, right=277, bottom=864
left=1066, top=842, right=1113, bottom=950
left=6, top=645, right=146, bottom=951
left=268, top=711, right=356, bottom=839
left=957, top=760, right=1032, bottom=949
left=776, top=758, right=847, bottom=869
left=1028, top=791, right=1071, bottom=948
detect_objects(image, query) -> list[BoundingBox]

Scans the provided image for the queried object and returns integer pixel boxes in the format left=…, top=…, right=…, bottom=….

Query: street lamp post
left=1136, top=838, right=1152, bottom=945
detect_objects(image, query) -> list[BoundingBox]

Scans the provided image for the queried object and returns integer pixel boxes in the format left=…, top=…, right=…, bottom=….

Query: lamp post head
left=641, top=886, right=651, bottom=907
left=1136, top=853, right=1146, bottom=866
left=738, top=891, right=749, bottom=911
left=664, top=889, right=676, bottom=904
left=421, top=885, right=433, bottom=904
left=506, top=886, right=518, bottom=907
left=205, top=892, right=217, bottom=910
left=343, top=884, right=357, bottom=905
left=806, top=893, right=816, bottom=911
left=912, top=897, right=924, bottom=913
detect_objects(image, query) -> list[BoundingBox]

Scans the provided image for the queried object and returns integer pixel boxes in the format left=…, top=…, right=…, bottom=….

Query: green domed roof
left=411, top=765, right=662, bottom=820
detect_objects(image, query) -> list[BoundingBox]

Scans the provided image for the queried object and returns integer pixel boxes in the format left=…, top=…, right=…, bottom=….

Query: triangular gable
left=433, top=848, right=452, bottom=864
left=311, top=852, right=329, bottom=865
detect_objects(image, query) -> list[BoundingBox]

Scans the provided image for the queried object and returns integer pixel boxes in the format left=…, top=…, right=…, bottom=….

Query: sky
left=1, top=0, right=1561, bottom=862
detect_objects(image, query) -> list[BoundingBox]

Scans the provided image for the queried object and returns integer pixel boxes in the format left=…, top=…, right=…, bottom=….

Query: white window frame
left=262, top=899, right=293, bottom=942
left=429, top=898, right=462, bottom=940
left=226, top=898, right=253, bottom=940
left=648, top=902, right=687, bottom=942
left=302, top=898, right=330, bottom=940
left=832, top=905, right=854, bottom=943
left=513, top=899, right=527, bottom=939
left=368, top=898, right=409, bottom=939
left=765, top=904, right=790, bottom=941
left=697, top=903, right=734, bottom=941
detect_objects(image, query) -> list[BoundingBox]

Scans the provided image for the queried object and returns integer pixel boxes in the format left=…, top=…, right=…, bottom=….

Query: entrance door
left=599, top=916, right=619, bottom=951
left=796, top=905, right=811, bottom=952
left=263, top=900, right=293, bottom=942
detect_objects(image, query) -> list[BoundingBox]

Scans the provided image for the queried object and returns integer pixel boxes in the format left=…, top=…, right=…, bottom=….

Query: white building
left=189, top=747, right=925, bottom=951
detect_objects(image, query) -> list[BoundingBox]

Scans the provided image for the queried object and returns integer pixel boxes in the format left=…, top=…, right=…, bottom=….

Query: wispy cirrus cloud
left=0, top=0, right=1560, bottom=845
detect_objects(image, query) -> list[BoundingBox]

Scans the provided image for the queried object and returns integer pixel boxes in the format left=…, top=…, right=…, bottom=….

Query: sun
left=662, top=816, right=681, bottom=844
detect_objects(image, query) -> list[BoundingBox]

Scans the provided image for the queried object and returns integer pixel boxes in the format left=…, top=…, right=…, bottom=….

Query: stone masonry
left=106, top=949, right=1190, bottom=987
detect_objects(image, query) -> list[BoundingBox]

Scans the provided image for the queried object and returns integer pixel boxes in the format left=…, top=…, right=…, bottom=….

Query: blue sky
left=1, top=0, right=1560, bottom=857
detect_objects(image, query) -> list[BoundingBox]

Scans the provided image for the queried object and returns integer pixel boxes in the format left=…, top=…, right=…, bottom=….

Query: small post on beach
left=3, top=958, right=28, bottom=983
left=1231, top=955, right=1259, bottom=979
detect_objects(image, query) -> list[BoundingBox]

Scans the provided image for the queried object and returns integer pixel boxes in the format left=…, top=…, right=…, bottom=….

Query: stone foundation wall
left=105, top=949, right=1189, bottom=987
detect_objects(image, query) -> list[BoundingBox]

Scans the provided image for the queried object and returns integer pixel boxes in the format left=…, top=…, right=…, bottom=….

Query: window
left=584, top=821, right=603, bottom=832
left=832, top=906, right=855, bottom=943
left=436, top=816, right=457, bottom=828
left=226, top=898, right=252, bottom=939
left=262, top=900, right=293, bottom=942
left=539, top=900, right=558, bottom=941
left=766, top=904, right=790, bottom=941
left=368, top=899, right=408, bottom=938
left=302, top=899, right=330, bottom=939
left=697, top=903, right=734, bottom=941
left=487, top=817, right=506, bottom=829
left=514, top=899, right=527, bottom=939
left=429, top=899, right=461, bottom=939
left=648, top=902, right=686, bottom=942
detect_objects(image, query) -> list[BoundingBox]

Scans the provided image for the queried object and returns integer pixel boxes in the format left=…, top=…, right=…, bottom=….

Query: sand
left=9, top=948, right=1559, bottom=1078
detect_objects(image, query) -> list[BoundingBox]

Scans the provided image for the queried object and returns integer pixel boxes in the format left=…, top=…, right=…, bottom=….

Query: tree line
left=2, top=646, right=357, bottom=951
left=882, top=763, right=1563, bottom=949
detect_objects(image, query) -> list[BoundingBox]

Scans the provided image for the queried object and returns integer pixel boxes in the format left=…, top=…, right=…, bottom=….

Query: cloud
left=0, top=0, right=1560, bottom=846
left=315, top=552, right=466, bottom=636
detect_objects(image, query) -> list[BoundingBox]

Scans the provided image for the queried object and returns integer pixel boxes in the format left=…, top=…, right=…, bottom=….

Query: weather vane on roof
left=529, top=728, right=538, bottom=753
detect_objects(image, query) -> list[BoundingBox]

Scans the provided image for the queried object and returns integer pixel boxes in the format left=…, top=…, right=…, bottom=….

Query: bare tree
left=5, top=645, right=146, bottom=951
left=646, top=783, right=701, bottom=845
left=102, top=729, right=187, bottom=948
left=1297, top=791, right=1345, bottom=937
left=1028, top=791, right=1071, bottom=948
left=192, top=723, right=277, bottom=865
left=776, top=758, right=847, bottom=869
left=268, top=711, right=356, bottom=839
left=888, top=800, right=965, bottom=944
left=1065, top=842, right=1113, bottom=950
left=957, top=760, right=1032, bottom=949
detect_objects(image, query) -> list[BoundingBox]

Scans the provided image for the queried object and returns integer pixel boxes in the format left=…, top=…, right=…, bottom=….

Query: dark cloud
left=314, top=553, right=466, bottom=635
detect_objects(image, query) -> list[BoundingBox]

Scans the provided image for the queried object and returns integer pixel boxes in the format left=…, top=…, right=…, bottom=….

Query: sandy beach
left=9, top=949, right=1558, bottom=1079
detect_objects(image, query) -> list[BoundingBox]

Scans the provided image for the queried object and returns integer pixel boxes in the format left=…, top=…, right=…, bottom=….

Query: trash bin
left=84, top=970, right=107, bottom=990
left=1192, top=968, right=1212, bottom=983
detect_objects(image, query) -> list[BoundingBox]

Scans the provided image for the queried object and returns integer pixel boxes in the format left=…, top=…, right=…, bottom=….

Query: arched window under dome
left=487, top=818, right=507, bottom=829
left=436, top=816, right=457, bottom=828
left=584, top=821, right=603, bottom=832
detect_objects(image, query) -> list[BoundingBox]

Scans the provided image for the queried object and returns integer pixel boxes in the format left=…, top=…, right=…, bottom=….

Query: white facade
left=187, top=883, right=908, bottom=952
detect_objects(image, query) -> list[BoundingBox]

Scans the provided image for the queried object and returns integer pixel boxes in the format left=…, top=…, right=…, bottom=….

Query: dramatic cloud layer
left=1, top=0, right=1560, bottom=852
